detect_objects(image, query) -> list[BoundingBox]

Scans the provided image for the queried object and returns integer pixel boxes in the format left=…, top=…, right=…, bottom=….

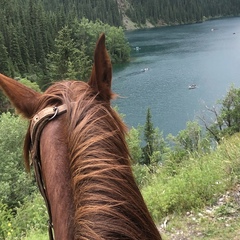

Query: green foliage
left=0, top=0, right=124, bottom=85
left=203, top=86, right=240, bottom=142
left=106, top=25, right=131, bottom=63
left=170, top=121, right=203, bottom=152
left=0, top=201, right=13, bottom=240
left=141, top=133, right=240, bottom=221
left=19, top=79, right=41, bottom=92
left=143, top=108, right=155, bottom=165
left=150, top=128, right=169, bottom=163
left=47, top=18, right=130, bottom=82
left=0, top=92, right=11, bottom=114
left=141, top=108, right=169, bottom=165
left=19, top=231, right=47, bottom=240
left=0, top=32, right=10, bottom=75
left=47, top=25, right=88, bottom=81
left=126, top=0, right=240, bottom=26
left=0, top=112, right=47, bottom=238
left=167, top=121, right=211, bottom=165
left=132, top=164, right=152, bottom=188
left=0, top=112, right=35, bottom=209
left=10, top=193, right=48, bottom=239
left=126, top=126, right=143, bottom=164
left=126, top=108, right=170, bottom=165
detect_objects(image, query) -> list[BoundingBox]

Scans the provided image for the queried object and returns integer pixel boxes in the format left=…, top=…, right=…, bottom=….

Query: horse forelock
left=25, top=80, right=161, bottom=240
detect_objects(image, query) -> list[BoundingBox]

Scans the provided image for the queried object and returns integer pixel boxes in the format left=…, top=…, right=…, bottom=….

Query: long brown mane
left=24, top=80, right=160, bottom=239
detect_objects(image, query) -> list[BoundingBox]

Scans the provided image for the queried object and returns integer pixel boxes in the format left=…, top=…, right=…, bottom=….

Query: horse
left=0, top=34, right=162, bottom=240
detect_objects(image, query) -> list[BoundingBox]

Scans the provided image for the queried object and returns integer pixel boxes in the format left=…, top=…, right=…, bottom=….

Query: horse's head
left=0, top=34, right=162, bottom=240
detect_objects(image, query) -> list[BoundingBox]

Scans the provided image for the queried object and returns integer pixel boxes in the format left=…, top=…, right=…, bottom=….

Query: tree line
left=0, top=0, right=125, bottom=88
left=126, top=0, right=240, bottom=26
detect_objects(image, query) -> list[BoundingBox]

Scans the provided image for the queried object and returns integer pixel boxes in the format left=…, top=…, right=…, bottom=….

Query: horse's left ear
left=0, top=74, right=41, bottom=118
left=88, top=33, right=114, bottom=102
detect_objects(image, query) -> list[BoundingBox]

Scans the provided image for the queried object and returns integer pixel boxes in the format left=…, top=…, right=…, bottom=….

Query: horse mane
left=24, top=80, right=161, bottom=239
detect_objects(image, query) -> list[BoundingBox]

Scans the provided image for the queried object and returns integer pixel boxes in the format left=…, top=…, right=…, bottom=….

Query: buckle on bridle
left=48, top=107, right=59, bottom=121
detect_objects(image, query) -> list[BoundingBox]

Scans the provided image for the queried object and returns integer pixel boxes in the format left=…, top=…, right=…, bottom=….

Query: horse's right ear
left=0, top=74, right=41, bottom=119
left=88, top=33, right=114, bottom=102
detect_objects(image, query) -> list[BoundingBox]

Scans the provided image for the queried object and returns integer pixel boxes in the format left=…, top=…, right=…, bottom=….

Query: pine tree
left=143, top=108, right=155, bottom=165
left=9, top=25, right=25, bottom=74
left=0, top=32, right=10, bottom=75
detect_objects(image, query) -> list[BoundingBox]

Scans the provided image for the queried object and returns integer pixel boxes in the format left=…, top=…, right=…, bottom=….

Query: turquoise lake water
left=112, top=17, right=240, bottom=136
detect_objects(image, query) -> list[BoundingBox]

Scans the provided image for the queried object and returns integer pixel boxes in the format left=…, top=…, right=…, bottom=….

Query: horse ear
left=88, top=33, right=115, bottom=102
left=0, top=74, right=41, bottom=119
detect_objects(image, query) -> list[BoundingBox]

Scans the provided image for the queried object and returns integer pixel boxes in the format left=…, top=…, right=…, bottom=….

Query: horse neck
left=39, top=117, right=75, bottom=240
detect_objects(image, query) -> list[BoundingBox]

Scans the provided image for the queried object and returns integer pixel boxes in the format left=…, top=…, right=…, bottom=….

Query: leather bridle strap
left=30, top=104, right=67, bottom=141
left=30, top=104, right=67, bottom=240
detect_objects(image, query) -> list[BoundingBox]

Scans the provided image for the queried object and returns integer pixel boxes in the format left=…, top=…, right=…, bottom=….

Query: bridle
left=30, top=104, right=67, bottom=240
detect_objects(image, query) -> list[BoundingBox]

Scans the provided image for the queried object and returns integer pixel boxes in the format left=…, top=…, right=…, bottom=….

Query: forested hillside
left=0, top=0, right=123, bottom=85
left=123, top=0, right=240, bottom=27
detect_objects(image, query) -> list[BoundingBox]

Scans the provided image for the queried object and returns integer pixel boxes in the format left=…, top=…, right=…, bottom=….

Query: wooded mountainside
left=0, top=0, right=240, bottom=86
left=124, top=0, right=240, bottom=26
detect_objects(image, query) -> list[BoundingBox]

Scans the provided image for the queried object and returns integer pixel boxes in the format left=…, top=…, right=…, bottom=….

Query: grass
left=142, top=133, right=240, bottom=239
left=19, top=230, right=47, bottom=240
left=160, top=205, right=240, bottom=239
left=141, top=134, right=240, bottom=222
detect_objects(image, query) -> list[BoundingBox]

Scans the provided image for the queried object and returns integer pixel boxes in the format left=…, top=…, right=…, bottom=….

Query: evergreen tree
left=9, top=25, right=25, bottom=74
left=143, top=108, right=155, bottom=165
left=0, top=32, right=10, bottom=75
left=48, top=26, right=75, bottom=80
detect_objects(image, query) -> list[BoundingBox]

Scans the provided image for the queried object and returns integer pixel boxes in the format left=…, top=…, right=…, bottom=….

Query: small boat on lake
left=188, top=84, right=196, bottom=89
left=141, top=67, right=149, bottom=72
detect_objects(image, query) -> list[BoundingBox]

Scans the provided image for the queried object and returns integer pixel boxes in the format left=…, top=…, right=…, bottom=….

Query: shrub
left=10, top=193, right=48, bottom=239
left=0, top=113, right=35, bottom=209
left=20, top=230, right=47, bottom=240
left=142, top=134, right=240, bottom=221
left=0, top=201, right=13, bottom=239
left=132, top=164, right=152, bottom=188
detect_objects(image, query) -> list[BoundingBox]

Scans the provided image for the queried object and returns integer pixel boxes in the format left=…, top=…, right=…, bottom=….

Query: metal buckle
left=48, top=107, right=59, bottom=121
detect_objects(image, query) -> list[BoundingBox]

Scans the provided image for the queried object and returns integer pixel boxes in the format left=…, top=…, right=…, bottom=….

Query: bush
left=20, top=230, right=47, bottom=240
left=0, top=201, right=13, bottom=239
left=9, top=193, right=48, bottom=239
left=126, top=126, right=143, bottom=164
left=132, top=164, right=152, bottom=188
left=0, top=113, right=35, bottom=206
left=141, top=134, right=240, bottom=221
left=0, top=113, right=36, bottom=209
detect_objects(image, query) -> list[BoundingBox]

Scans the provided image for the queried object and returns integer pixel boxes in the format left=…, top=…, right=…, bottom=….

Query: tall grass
left=140, top=134, right=240, bottom=221
left=6, top=193, right=48, bottom=240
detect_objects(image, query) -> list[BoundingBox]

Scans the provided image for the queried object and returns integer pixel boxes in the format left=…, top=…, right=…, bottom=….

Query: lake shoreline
left=123, top=15, right=240, bottom=31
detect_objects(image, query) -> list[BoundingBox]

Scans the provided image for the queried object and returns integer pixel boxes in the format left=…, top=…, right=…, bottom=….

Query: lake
left=112, top=17, right=240, bottom=136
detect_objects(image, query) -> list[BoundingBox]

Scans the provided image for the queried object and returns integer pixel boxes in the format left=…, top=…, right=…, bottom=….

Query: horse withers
left=0, top=34, right=162, bottom=240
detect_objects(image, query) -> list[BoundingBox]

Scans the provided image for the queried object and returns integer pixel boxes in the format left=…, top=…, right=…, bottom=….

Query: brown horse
left=0, top=34, right=162, bottom=240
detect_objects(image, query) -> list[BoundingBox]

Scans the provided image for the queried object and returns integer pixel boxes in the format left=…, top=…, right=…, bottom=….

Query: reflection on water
left=113, top=17, right=240, bottom=136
